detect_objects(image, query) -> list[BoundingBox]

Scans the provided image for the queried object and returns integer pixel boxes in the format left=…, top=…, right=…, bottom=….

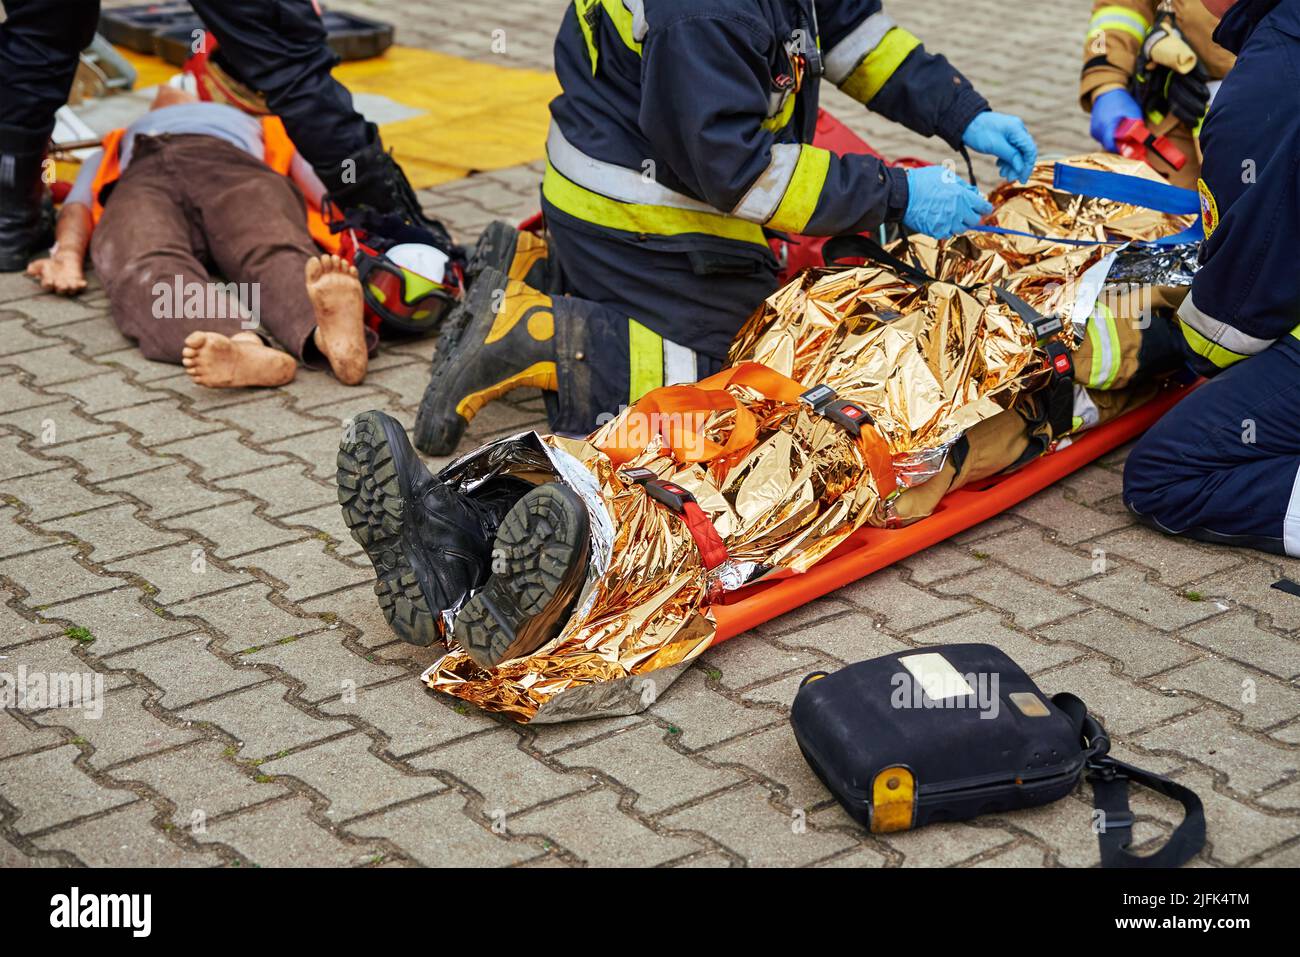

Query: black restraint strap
left=822, top=234, right=944, bottom=287
left=1052, top=693, right=1206, bottom=868
left=994, top=285, right=1076, bottom=440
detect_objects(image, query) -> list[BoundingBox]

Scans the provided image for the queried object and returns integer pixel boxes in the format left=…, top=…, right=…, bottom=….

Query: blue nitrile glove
left=962, top=111, right=1039, bottom=184
left=1089, top=89, right=1143, bottom=153
left=902, top=165, right=994, bottom=239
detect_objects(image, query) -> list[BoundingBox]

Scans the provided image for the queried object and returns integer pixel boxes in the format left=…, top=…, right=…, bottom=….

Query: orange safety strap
left=601, top=360, right=898, bottom=500
left=88, top=128, right=126, bottom=225
left=600, top=361, right=807, bottom=467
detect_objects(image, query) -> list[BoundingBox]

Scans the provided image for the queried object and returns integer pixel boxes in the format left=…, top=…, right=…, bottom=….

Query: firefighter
left=0, top=0, right=430, bottom=273
left=413, top=0, right=1038, bottom=455
left=1081, top=0, right=1236, bottom=187
left=1124, top=0, right=1300, bottom=555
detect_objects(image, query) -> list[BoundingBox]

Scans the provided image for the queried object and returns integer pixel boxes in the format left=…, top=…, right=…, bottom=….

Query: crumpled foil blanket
left=421, top=155, right=1196, bottom=722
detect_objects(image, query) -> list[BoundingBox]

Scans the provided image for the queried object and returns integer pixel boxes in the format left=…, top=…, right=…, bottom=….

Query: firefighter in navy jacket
left=414, top=0, right=1038, bottom=454
left=1125, top=0, right=1300, bottom=554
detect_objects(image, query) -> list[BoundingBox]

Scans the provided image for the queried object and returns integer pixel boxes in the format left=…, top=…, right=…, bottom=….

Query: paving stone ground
left=2, top=0, right=1297, bottom=868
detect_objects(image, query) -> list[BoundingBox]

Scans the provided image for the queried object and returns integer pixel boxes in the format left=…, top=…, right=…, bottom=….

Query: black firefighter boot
left=0, top=127, right=54, bottom=272
left=413, top=265, right=559, bottom=456
left=453, top=481, right=591, bottom=668
left=336, top=411, right=528, bottom=645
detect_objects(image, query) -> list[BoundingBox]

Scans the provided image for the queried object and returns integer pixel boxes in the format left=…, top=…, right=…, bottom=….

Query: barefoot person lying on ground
left=26, top=85, right=369, bottom=388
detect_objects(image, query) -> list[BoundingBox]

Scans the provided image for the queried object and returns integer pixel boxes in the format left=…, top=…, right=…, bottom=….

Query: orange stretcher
left=709, top=382, right=1192, bottom=643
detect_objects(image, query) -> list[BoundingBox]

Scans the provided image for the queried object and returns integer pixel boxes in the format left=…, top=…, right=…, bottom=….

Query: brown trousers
left=89, top=134, right=320, bottom=364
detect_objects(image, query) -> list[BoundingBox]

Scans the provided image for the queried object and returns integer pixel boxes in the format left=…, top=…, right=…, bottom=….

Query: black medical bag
left=791, top=643, right=1205, bottom=867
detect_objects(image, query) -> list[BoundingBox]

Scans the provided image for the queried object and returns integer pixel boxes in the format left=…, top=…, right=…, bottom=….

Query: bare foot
left=306, top=253, right=367, bottom=385
left=181, top=331, right=296, bottom=388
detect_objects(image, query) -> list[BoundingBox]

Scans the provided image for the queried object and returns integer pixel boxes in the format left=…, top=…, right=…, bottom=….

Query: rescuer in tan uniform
left=1080, top=0, right=1235, bottom=186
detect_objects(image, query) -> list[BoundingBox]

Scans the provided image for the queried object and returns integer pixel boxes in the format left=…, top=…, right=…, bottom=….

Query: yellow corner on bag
left=870, top=766, right=916, bottom=833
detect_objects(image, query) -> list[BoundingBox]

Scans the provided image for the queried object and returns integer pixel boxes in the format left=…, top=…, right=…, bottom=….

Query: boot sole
left=453, top=482, right=590, bottom=668
left=412, top=265, right=505, bottom=456
left=336, top=411, right=442, bottom=646
left=465, top=221, right=518, bottom=290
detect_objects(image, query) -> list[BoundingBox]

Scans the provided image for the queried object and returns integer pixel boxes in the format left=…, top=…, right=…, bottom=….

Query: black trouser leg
left=188, top=0, right=370, bottom=176
left=0, top=0, right=99, bottom=140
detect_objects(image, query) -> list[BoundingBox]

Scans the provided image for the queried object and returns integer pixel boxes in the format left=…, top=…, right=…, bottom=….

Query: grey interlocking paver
left=195, top=795, right=382, bottom=867
left=406, top=728, right=587, bottom=814
left=556, top=722, right=743, bottom=815
left=3, top=0, right=1297, bottom=867
left=30, top=587, right=196, bottom=656
left=102, top=634, right=263, bottom=708
left=122, top=739, right=290, bottom=825
left=0, top=745, right=136, bottom=834
left=1037, top=609, right=1200, bottom=678
left=176, top=681, right=353, bottom=759
left=32, top=801, right=221, bottom=867
left=256, top=734, right=443, bottom=821
left=29, top=685, right=202, bottom=769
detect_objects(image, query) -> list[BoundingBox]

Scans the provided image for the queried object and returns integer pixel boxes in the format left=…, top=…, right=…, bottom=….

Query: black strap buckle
left=620, top=468, right=695, bottom=513
left=800, top=385, right=870, bottom=438
left=1103, top=810, right=1135, bottom=831
left=993, top=285, right=1066, bottom=345
left=1086, top=755, right=1127, bottom=783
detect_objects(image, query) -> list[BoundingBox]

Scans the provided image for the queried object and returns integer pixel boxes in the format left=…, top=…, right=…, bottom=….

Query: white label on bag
left=899, top=653, right=975, bottom=701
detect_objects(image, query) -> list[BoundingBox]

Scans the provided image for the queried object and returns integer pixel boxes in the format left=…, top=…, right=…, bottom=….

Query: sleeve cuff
left=1079, top=67, right=1135, bottom=112
left=884, top=164, right=910, bottom=225
left=936, top=85, right=989, bottom=152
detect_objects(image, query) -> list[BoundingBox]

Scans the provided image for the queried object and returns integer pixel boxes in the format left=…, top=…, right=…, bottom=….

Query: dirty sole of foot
left=336, top=411, right=442, bottom=646
left=454, top=482, right=590, bottom=668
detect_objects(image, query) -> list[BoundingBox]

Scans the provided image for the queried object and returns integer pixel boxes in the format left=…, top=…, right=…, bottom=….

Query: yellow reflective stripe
left=1086, top=309, right=1106, bottom=387
left=766, top=145, right=830, bottom=234
left=1102, top=306, right=1123, bottom=388
left=1180, top=320, right=1247, bottom=370
left=574, top=0, right=643, bottom=74
left=1292, top=324, right=1300, bottom=344
left=628, top=319, right=663, bottom=403
left=543, top=162, right=769, bottom=245
left=575, top=0, right=601, bottom=74
left=1087, top=5, right=1151, bottom=43
left=839, top=27, right=921, bottom=104
left=761, top=91, right=798, bottom=133
left=601, top=0, right=644, bottom=56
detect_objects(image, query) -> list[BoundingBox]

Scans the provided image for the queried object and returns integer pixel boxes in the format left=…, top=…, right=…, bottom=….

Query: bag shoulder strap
left=1051, top=692, right=1206, bottom=868
left=1089, top=757, right=1206, bottom=868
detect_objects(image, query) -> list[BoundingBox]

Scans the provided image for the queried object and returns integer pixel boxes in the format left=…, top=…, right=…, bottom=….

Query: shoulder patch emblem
left=1198, top=177, right=1219, bottom=238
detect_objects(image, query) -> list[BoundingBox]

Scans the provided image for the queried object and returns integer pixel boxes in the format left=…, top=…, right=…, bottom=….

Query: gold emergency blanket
left=423, top=155, right=1194, bottom=722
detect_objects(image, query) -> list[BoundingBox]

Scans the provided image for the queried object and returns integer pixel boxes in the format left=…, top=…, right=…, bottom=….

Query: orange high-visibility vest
left=87, top=116, right=341, bottom=254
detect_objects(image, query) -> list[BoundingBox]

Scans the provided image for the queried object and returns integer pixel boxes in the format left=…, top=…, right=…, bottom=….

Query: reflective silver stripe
left=546, top=120, right=716, bottom=213
left=1177, top=294, right=1276, bottom=356
left=663, top=339, right=697, bottom=386
left=1072, top=384, right=1100, bottom=431
left=1285, top=466, right=1300, bottom=557
left=623, top=0, right=648, bottom=42
left=823, top=11, right=896, bottom=85
left=731, top=143, right=802, bottom=224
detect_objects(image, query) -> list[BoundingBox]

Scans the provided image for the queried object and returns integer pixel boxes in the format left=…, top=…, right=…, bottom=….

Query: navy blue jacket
left=545, top=0, right=989, bottom=256
left=1176, top=0, right=1300, bottom=375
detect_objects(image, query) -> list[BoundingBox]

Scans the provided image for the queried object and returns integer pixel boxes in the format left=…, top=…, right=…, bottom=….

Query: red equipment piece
left=1114, top=117, right=1188, bottom=172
